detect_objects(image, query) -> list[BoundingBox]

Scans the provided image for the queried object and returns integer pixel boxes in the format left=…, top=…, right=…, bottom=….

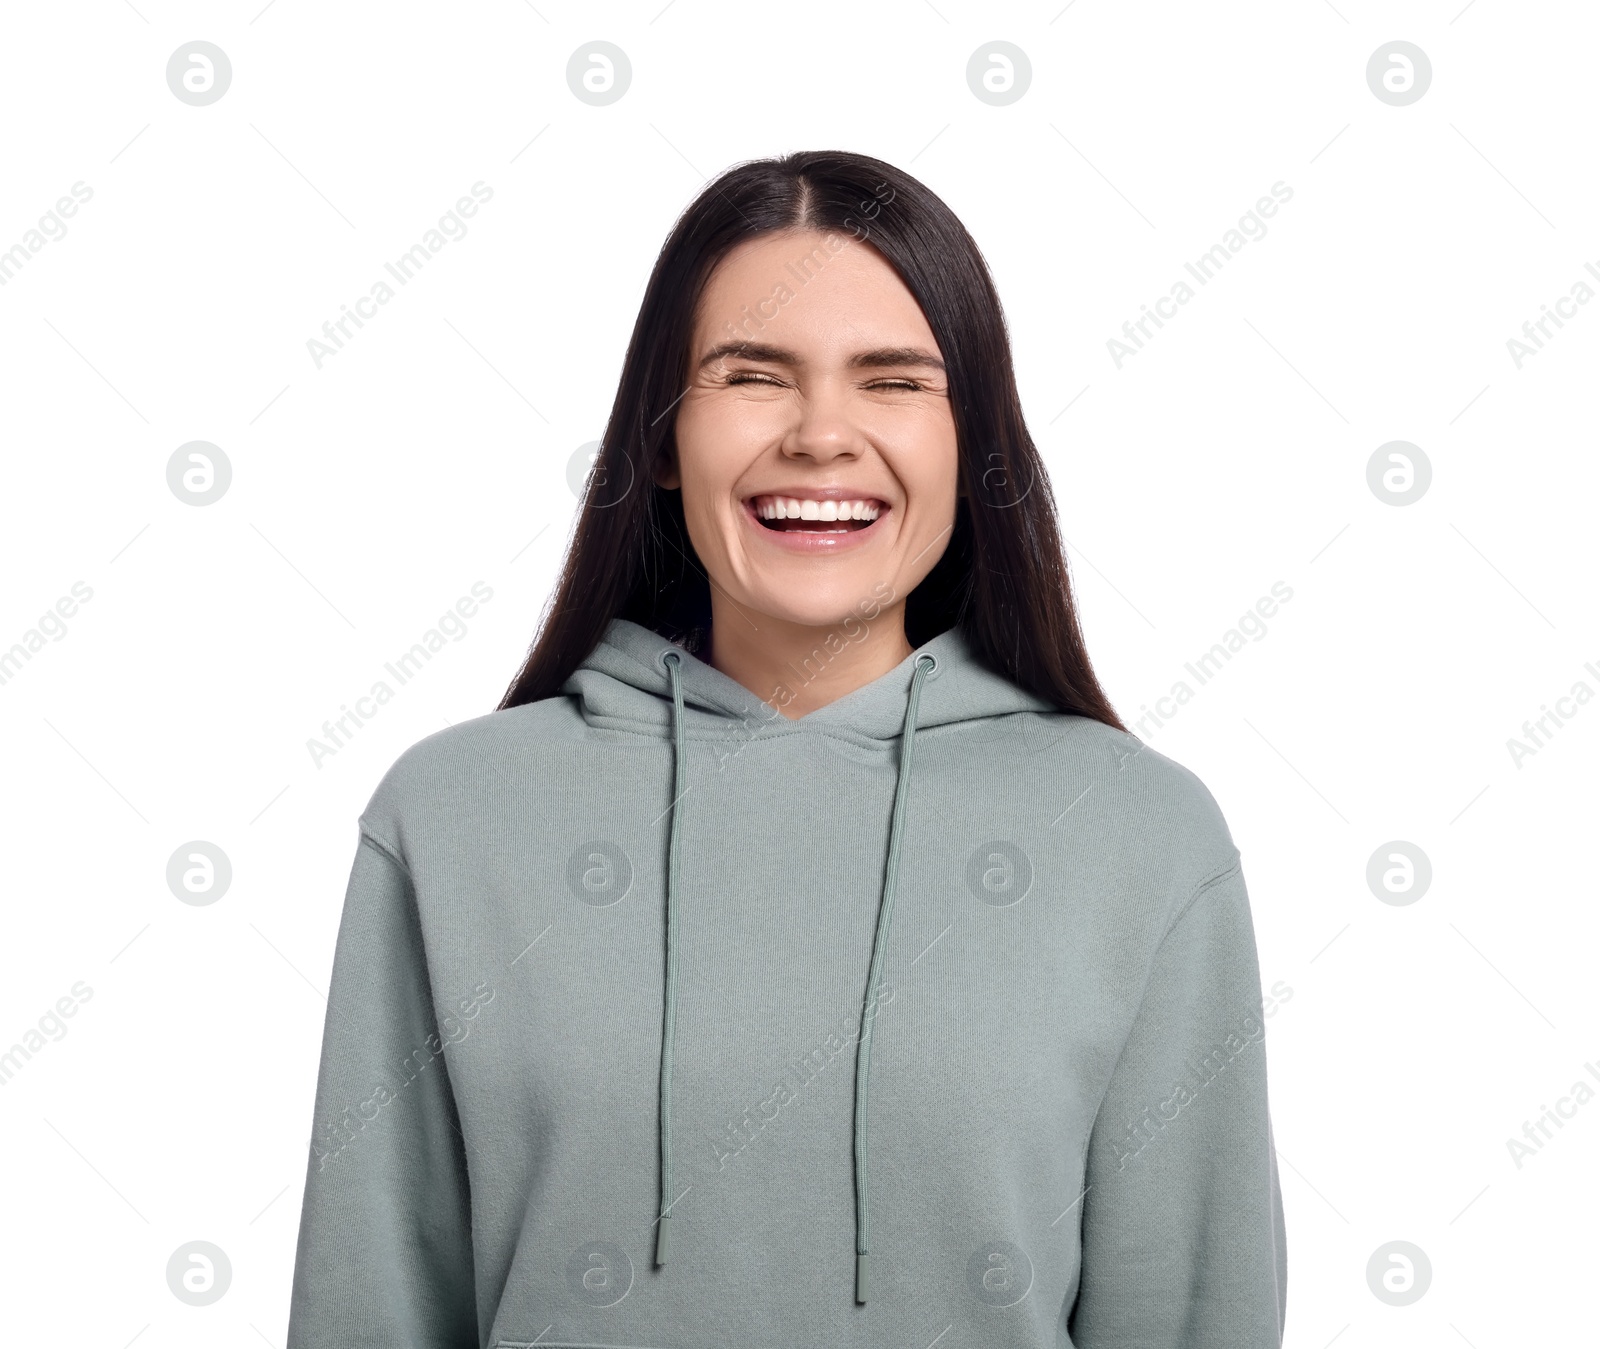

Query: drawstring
left=652, top=646, right=938, bottom=1307
left=853, top=651, right=936, bottom=1303
left=655, top=650, right=687, bottom=1268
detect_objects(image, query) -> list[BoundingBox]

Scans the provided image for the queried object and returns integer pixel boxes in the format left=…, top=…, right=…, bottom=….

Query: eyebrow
left=696, top=340, right=946, bottom=372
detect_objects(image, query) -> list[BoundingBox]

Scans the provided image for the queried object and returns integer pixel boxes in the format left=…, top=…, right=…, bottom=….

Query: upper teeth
left=754, top=497, right=882, bottom=521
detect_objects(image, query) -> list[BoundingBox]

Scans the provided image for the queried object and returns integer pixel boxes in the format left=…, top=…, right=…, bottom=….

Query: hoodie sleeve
left=286, top=828, right=479, bottom=1349
left=1068, top=855, right=1287, bottom=1349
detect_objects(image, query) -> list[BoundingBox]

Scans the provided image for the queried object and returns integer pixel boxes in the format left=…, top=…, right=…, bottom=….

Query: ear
left=654, top=443, right=681, bottom=490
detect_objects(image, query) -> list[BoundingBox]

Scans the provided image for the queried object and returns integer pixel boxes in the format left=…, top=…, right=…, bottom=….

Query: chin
left=741, top=585, right=886, bottom=633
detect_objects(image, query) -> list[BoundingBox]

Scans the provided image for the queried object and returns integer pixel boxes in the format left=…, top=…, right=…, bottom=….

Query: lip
left=740, top=489, right=890, bottom=554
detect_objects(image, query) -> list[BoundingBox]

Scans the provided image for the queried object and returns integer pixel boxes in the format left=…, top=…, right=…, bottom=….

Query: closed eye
left=720, top=372, right=932, bottom=393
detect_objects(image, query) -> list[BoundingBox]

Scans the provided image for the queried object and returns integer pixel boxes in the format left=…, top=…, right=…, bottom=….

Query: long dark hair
left=497, top=149, right=1125, bottom=731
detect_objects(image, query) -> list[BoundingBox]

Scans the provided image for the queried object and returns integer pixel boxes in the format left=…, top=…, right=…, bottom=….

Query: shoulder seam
left=1078, top=845, right=1244, bottom=1170
left=1085, top=849, right=1243, bottom=1107
left=1161, top=850, right=1243, bottom=942
left=357, top=825, right=412, bottom=878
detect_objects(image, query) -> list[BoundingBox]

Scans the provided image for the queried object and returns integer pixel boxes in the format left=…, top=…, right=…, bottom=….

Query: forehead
left=692, top=228, right=937, bottom=351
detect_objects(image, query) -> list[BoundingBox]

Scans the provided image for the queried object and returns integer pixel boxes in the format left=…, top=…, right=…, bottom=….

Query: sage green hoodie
left=287, top=616, right=1286, bottom=1348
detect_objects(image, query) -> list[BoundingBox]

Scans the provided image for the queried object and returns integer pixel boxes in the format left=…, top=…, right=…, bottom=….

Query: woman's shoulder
left=356, top=696, right=585, bottom=843
left=1005, top=712, right=1241, bottom=898
left=1000, top=711, right=1227, bottom=809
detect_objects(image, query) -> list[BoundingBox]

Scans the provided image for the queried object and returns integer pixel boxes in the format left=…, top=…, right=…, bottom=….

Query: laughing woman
left=288, top=150, right=1287, bottom=1349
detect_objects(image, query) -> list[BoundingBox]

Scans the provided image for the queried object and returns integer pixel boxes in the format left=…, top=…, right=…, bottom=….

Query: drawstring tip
left=856, top=1251, right=869, bottom=1304
left=654, top=1213, right=671, bottom=1267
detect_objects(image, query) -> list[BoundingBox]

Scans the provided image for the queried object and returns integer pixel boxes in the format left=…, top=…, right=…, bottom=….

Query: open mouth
left=747, top=494, right=886, bottom=534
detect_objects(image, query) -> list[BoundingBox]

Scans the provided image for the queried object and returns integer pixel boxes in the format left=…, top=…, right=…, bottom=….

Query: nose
left=781, top=379, right=864, bottom=466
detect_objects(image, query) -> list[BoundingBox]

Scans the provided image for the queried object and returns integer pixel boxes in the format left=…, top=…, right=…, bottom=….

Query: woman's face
left=661, top=227, right=960, bottom=635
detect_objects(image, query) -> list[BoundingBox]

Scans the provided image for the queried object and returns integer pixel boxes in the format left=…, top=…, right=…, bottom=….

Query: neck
left=704, top=597, right=915, bottom=720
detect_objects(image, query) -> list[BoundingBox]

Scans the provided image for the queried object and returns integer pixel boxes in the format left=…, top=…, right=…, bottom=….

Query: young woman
left=288, top=150, right=1286, bottom=1349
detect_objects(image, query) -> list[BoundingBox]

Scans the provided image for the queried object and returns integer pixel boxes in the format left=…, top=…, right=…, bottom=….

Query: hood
left=563, top=615, right=1055, bottom=743
left=559, top=617, right=1055, bottom=1304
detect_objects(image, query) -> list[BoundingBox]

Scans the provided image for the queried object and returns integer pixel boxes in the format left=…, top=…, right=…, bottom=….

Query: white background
left=1, top=2, right=1595, bottom=1346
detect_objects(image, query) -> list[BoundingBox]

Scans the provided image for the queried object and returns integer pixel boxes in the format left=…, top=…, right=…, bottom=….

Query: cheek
left=675, top=398, right=790, bottom=536
left=672, top=416, right=740, bottom=554
left=889, top=414, right=961, bottom=514
left=676, top=397, right=774, bottom=473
